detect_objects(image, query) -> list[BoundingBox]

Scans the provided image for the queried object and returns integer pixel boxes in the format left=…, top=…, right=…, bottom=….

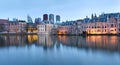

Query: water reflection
left=37, top=35, right=54, bottom=47
left=27, top=35, right=38, bottom=43
left=0, top=35, right=27, bottom=46
left=57, top=35, right=120, bottom=52
left=0, top=35, right=120, bottom=52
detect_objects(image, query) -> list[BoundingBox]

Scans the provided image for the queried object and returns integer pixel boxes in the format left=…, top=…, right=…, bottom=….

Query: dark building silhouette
left=43, top=14, right=48, bottom=21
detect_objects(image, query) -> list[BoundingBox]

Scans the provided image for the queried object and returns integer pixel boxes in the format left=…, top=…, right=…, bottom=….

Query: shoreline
left=0, top=33, right=120, bottom=36
left=0, top=33, right=37, bottom=35
left=51, top=34, right=120, bottom=36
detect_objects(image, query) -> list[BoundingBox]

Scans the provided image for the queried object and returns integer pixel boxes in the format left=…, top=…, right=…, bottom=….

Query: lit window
left=97, top=30, right=101, bottom=32
left=111, top=30, right=114, bottom=31
left=89, top=30, right=90, bottom=32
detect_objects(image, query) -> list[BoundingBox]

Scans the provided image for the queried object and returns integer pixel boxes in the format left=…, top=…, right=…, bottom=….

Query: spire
left=95, top=14, right=97, bottom=18
left=91, top=14, right=94, bottom=19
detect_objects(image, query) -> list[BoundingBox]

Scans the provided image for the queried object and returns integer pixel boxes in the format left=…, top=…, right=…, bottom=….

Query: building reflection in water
left=37, top=34, right=54, bottom=48
left=0, top=35, right=27, bottom=46
left=57, top=35, right=120, bottom=52
left=86, top=36, right=119, bottom=51
left=0, top=35, right=120, bottom=52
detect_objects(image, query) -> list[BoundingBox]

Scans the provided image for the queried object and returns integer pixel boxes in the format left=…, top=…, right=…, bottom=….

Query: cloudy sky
left=0, top=0, right=120, bottom=21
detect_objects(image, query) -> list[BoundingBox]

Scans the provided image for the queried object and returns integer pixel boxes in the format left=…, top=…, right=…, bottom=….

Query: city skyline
left=0, top=0, right=120, bottom=22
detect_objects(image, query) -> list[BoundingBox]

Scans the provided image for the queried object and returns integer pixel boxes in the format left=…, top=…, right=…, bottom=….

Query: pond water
left=0, top=35, right=120, bottom=65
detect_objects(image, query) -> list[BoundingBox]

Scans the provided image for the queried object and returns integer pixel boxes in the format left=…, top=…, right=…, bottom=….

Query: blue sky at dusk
left=0, top=0, right=120, bottom=21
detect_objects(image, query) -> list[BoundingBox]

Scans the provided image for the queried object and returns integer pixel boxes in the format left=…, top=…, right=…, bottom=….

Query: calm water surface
left=0, top=35, right=120, bottom=65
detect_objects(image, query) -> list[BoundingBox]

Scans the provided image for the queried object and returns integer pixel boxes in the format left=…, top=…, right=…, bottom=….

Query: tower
left=49, top=14, right=54, bottom=24
left=56, top=15, right=60, bottom=24
left=27, top=15, right=33, bottom=24
left=43, top=14, right=48, bottom=21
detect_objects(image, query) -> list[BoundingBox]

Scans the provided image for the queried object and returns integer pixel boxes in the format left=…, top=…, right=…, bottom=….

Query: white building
left=37, top=24, right=54, bottom=34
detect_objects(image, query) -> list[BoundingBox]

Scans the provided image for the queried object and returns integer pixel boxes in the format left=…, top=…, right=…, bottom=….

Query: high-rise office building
left=27, top=15, right=33, bottom=24
left=43, top=14, right=48, bottom=21
left=35, top=18, right=41, bottom=24
left=43, top=14, right=49, bottom=24
left=56, top=15, right=60, bottom=24
left=49, top=14, right=54, bottom=24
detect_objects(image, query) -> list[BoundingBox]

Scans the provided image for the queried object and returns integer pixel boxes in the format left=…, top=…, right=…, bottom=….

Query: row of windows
left=88, top=29, right=117, bottom=32
left=39, top=29, right=45, bottom=31
left=82, top=24, right=118, bottom=28
left=38, top=26, right=45, bottom=28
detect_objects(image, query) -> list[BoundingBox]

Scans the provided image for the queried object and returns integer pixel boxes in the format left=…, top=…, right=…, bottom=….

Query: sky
left=0, top=0, right=120, bottom=22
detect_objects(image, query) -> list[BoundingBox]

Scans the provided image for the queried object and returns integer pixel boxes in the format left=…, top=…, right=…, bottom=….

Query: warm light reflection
left=86, top=36, right=118, bottom=50
left=27, top=35, right=38, bottom=43
left=57, top=35, right=69, bottom=44
left=57, top=35, right=119, bottom=51
left=0, top=35, right=119, bottom=51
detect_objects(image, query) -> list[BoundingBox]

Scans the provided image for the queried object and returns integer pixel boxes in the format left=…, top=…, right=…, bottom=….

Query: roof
left=0, top=19, right=8, bottom=24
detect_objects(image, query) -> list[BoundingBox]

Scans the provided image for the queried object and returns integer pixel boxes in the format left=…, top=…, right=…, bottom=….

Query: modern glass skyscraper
left=35, top=18, right=41, bottom=24
left=43, top=14, right=49, bottom=24
left=56, top=15, right=60, bottom=24
left=49, top=14, right=54, bottom=24
left=43, top=14, right=48, bottom=21
left=27, top=15, right=33, bottom=24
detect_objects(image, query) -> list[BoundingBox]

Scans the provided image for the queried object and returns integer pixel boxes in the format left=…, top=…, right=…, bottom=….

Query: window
left=111, top=30, right=114, bottom=31
left=111, top=24, right=114, bottom=27
left=97, top=30, right=101, bottom=32
left=105, top=30, right=106, bottom=32
left=89, top=30, right=90, bottom=32
left=102, top=26, right=104, bottom=28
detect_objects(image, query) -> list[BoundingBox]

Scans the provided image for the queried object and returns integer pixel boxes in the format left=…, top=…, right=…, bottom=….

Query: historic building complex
left=0, top=13, right=120, bottom=35
left=55, top=13, right=120, bottom=35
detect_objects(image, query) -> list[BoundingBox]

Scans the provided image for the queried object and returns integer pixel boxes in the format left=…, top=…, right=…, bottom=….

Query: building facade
left=0, top=19, right=9, bottom=33
left=37, top=24, right=54, bottom=34
left=8, top=20, right=27, bottom=34
left=55, top=13, right=120, bottom=35
left=18, top=20, right=27, bottom=33
left=9, top=21, right=19, bottom=33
